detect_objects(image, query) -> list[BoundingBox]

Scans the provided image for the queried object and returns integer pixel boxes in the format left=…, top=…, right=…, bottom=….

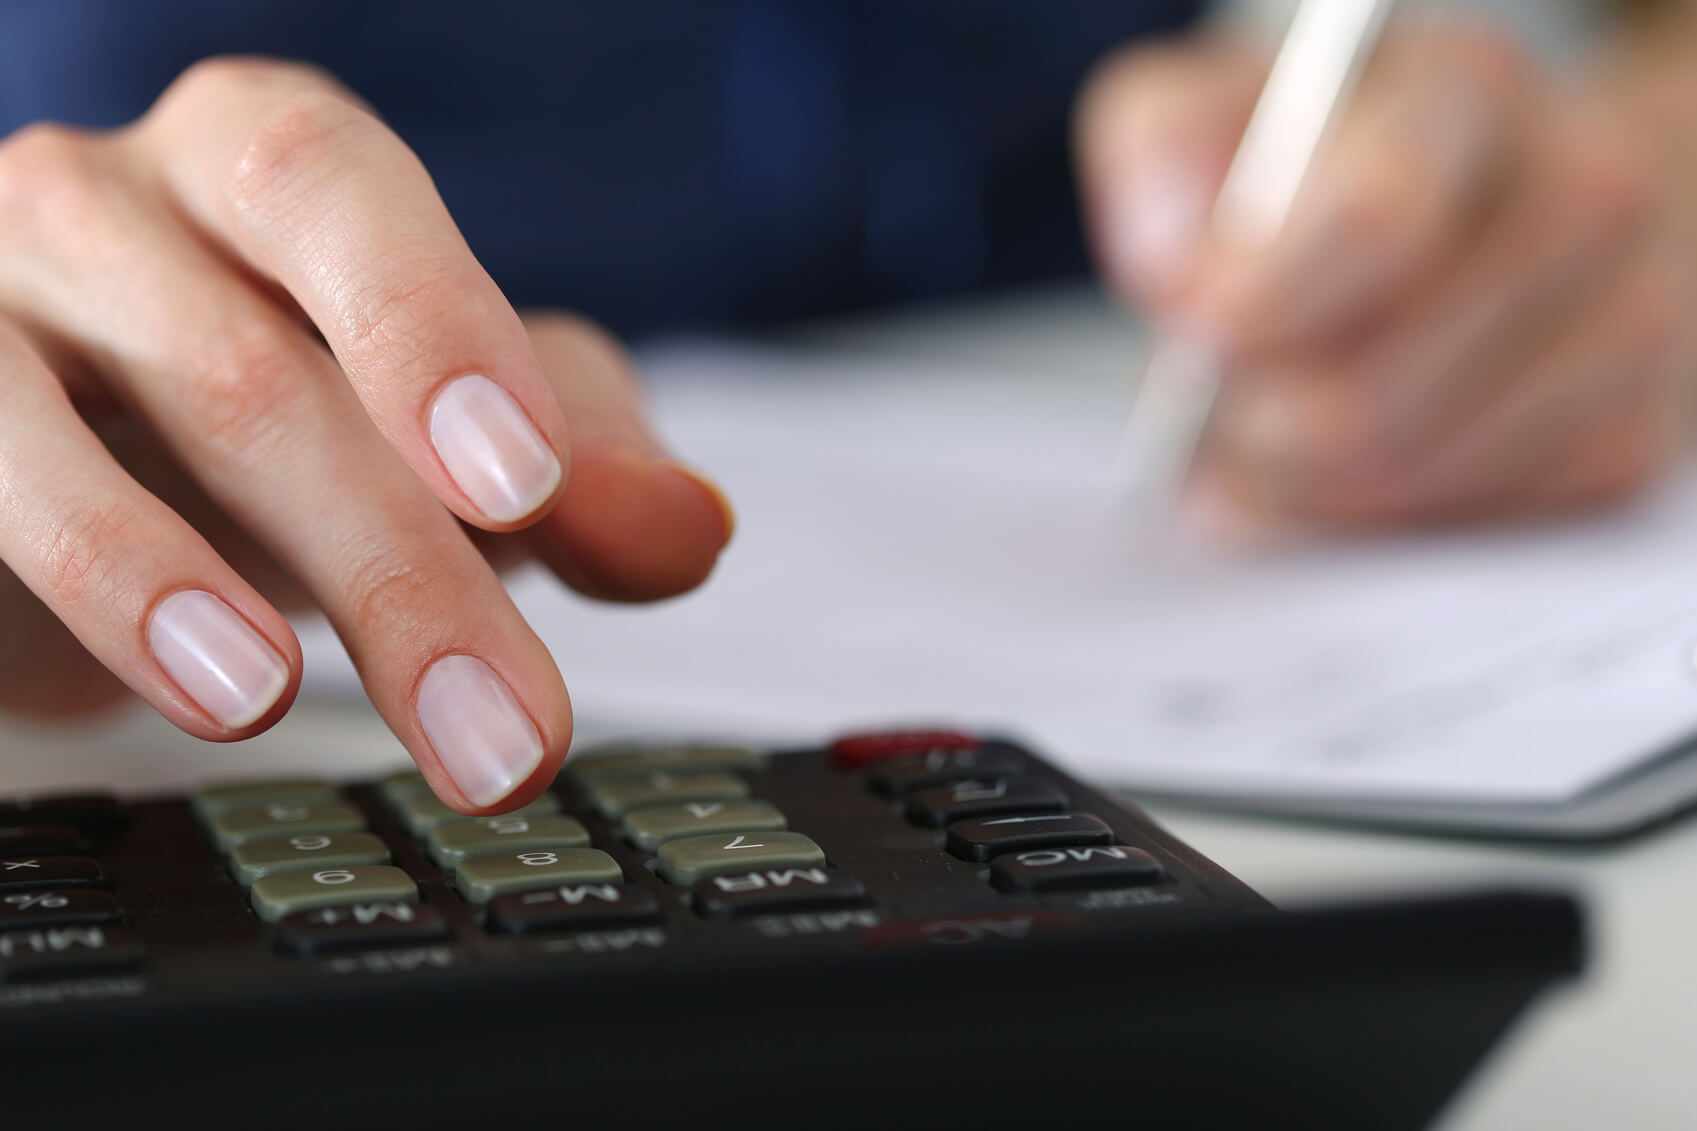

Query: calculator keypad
left=0, top=729, right=1210, bottom=988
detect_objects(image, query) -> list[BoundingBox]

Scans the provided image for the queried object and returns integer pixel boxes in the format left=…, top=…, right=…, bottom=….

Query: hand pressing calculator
left=0, top=729, right=1581, bottom=1130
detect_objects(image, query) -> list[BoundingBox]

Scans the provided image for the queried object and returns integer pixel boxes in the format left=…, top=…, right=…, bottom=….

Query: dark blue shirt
left=0, top=1, right=1199, bottom=335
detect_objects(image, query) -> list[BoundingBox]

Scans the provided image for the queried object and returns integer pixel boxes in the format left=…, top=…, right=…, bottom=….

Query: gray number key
left=427, top=814, right=590, bottom=866
left=250, top=865, right=417, bottom=923
left=621, top=800, right=787, bottom=853
left=229, top=832, right=391, bottom=885
left=656, top=831, right=826, bottom=886
left=395, top=792, right=560, bottom=835
left=585, top=772, right=749, bottom=819
left=208, top=802, right=366, bottom=850
left=455, top=848, right=621, bottom=904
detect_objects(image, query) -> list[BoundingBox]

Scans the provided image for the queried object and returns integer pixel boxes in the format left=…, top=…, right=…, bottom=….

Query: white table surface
left=4, top=285, right=1692, bottom=1130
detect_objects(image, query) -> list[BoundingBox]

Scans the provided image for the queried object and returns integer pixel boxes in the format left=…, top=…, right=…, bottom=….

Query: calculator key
left=0, top=856, right=105, bottom=892
left=585, top=772, right=750, bottom=819
left=209, top=802, right=367, bottom=850
left=865, top=748, right=1026, bottom=796
left=990, top=845, right=1166, bottom=893
left=945, top=812, right=1115, bottom=862
left=621, top=800, right=788, bottom=853
left=273, top=901, right=450, bottom=954
left=455, top=848, right=622, bottom=904
left=229, top=832, right=392, bottom=885
left=377, top=769, right=433, bottom=806
left=0, top=792, right=123, bottom=831
left=396, top=792, right=560, bottom=835
left=656, top=831, right=826, bottom=887
left=693, top=867, right=865, bottom=917
left=191, top=778, right=339, bottom=818
left=566, top=743, right=767, bottom=784
left=0, top=825, right=89, bottom=856
left=0, top=890, right=122, bottom=929
left=427, top=814, right=590, bottom=867
left=0, top=925, right=144, bottom=981
left=905, top=777, right=1068, bottom=828
left=250, top=865, right=418, bottom=924
left=486, top=883, right=660, bottom=935
left=830, top=730, right=980, bottom=767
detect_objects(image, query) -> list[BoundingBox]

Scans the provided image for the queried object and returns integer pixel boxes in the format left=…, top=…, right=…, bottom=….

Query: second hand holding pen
left=1119, top=0, right=1397, bottom=512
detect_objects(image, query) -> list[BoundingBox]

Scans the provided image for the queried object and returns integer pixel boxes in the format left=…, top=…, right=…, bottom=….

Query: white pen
left=1119, top=0, right=1397, bottom=510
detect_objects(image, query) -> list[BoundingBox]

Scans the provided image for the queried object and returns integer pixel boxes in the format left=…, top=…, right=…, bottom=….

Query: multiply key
left=0, top=856, right=105, bottom=893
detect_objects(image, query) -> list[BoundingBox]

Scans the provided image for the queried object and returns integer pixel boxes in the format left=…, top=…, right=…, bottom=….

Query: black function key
left=990, top=845, right=1166, bottom=893
left=0, top=890, right=122, bottom=929
left=274, top=902, right=450, bottom=955
left=0, top=856, right=105, bottom=893
left=865, top=748, right=1026, bottom=797
left=693, top=868, right=866, bottom=918
left=905, top=777, right=1067, bottom=829
left=945, top=812, right=1115, bottom=862
left=0, top=925, right=144, bottom=982
left=0, top=793, right=123, bottom=832
left=0, top=825, right=89, bottom=856
left=486, top=883, right=660, bottom=936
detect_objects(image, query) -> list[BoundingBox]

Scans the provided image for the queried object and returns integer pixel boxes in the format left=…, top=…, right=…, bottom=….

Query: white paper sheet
left=297, top=343, right=1697, bottom=808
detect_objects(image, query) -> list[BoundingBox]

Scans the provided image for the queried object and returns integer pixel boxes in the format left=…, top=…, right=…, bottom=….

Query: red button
left=830, top=730, right=980, bottom=767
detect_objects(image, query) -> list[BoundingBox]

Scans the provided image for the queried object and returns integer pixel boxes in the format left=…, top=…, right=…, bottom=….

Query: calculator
left=0, top=728, right=1582, bottom=1130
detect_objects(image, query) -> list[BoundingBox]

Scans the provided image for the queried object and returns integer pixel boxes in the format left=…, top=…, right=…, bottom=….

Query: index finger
left=135, top=58, right=566, bottom=530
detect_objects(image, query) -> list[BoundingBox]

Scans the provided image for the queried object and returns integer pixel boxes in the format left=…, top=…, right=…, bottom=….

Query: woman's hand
left=0, top=59, right=733, bottom=811
left=1076, top=23, right=1697, bottom=528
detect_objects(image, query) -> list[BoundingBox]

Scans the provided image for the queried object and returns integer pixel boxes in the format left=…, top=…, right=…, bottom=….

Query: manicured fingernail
left=1109, top=163, right=1208, bottom=289
left=416, top=654, right=543, bottom=807
left=148, top=590, right=289, bottom=729
left=659, top=460, right=737, bottom=540
left=429, top=375, right=562, bottom=522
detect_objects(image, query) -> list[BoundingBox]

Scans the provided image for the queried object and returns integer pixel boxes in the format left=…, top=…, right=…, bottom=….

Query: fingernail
left=416, top=654, right=544, bottom=807
left=1109, top=162, right=1208, bottom=289
left=659, top=460, right=737, bottom=540
left=148, top=590, right=289, bottom=729
left=429, top=375, right=563, bottom=523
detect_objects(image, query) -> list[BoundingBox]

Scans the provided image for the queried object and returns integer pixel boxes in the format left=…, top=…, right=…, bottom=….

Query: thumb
left=516, top=313, right=735, bottom=603
left=1074, top=37, right=1268, bottom=304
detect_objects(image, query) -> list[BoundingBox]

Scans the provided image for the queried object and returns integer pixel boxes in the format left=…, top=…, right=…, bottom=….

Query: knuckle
left=35, top=497, right=139, bottom=610
left=341, top=548, right=462, bottom=637
left=222, top=89, right=368, bottom=219
left=178, top=325, right=304, bottom=458
left=334, top=255, right=463, bottom=374
left=0, top=121, right=97, bottom=226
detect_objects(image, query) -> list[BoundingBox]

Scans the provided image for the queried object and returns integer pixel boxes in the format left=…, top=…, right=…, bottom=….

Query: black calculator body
left=0, top=730, right=1582, bottom=1129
